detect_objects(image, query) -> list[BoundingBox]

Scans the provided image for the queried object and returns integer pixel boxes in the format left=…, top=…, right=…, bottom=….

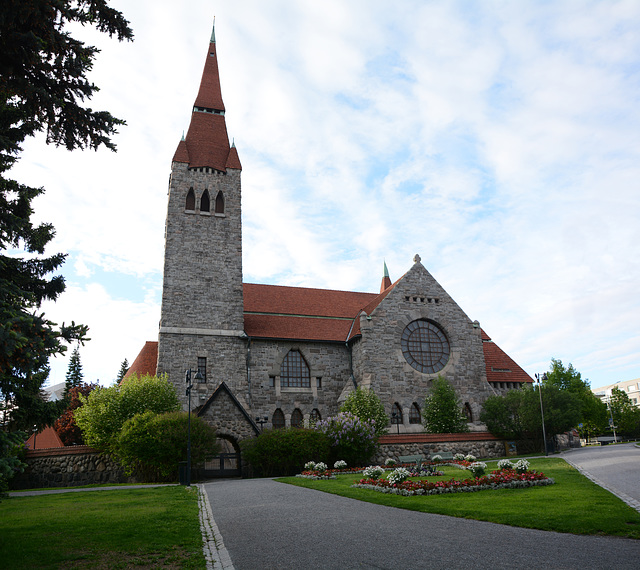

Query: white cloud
left=7, top=0, right=638, bottom=388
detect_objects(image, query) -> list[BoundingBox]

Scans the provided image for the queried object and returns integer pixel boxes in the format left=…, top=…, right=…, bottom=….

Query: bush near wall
left=241, top=428, right=330, bottom=477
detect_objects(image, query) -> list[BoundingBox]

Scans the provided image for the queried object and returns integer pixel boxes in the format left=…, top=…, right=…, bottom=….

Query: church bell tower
left=157, top=24, right=246, bottom=404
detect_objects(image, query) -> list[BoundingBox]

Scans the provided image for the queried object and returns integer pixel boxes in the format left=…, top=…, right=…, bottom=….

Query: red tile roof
left=482, top=331, right=533, bottom=384
left=172, top=37, right=240, bottom=172
left=193, top=41, right=225, bottom=112
left=123, top=341, right=158, bottom=382
left=25, top=426, right=64, bottom=450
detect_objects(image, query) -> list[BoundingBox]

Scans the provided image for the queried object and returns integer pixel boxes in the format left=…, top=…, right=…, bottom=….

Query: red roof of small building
left=25, top=426, right=64, bottom=450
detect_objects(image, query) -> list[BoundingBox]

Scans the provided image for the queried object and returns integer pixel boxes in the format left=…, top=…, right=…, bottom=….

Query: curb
left=196, top=483, right=235, bottom=569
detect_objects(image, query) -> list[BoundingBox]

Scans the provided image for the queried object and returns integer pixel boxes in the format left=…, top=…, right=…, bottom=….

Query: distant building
left=127, top=24, right=533, bottom=451
left=592, top=379, right=640, bottom=408
left=43, top=382, right=66, bottom=402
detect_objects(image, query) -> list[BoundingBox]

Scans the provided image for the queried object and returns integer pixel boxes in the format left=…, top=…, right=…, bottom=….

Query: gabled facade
left=128, top=26, right=533, bottom=446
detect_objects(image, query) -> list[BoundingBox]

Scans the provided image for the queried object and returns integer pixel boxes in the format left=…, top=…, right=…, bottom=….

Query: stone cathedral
left=126, top=27, right=532, bottom=448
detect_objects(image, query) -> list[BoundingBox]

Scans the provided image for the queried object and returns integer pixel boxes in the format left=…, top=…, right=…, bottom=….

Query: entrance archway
left=203, top=435, right=241, bottom=478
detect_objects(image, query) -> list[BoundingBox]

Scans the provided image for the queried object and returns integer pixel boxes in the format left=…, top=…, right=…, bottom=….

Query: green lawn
left=278, top=458, right=640, bottom=539
left=0, top=486, right=206, bottom=569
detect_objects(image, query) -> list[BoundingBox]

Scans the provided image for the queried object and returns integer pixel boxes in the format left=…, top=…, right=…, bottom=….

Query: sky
left=10, top=0, right=640, bottom=390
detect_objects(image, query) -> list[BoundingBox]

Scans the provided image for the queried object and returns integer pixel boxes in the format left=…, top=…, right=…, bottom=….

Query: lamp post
left=606, top=400, right=618, bottom=443
left=32, top=424, right=37, bottom=451
left=535, top=373, right=548, bottom=455
left=255, top=416, right=268, bottom=432
left=185, top=368, right=204, bottom=486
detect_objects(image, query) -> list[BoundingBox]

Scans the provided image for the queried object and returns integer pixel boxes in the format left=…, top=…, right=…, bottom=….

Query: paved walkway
left=10, top=446, right=640, bottom=569
left=560, top=442, right=640, bottom=512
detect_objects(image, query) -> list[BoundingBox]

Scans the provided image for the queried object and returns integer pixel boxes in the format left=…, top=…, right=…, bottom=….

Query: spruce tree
left=63, top=347, right=84, bottom=402
left=0, top=2, right=132, bottom=430
left=116, top=359, right=130, bottom=383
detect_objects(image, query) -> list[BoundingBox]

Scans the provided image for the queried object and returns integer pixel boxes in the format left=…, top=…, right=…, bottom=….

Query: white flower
left=334, top=460, right=347, bottom=469
left=465, top=454, right=476, bottom=462
left=363, top=465, right=385, bottom=480
left=387, top=467, right=411, bottom=485
left=454, top=453, right=466, bottom=461
left=304, top=461, right=317, bottom=471
left=432, top=454, right=442, bottom=461
left=497, top=459, right=514, bottom=470
left=314, top=462, right=328, bottom=472
left=514, top=459, right=530, bottom=473
left=385, top=458, right=397, bottom=466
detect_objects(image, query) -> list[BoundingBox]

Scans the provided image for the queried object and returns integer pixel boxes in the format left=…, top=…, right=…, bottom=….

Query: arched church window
left=392, top=403, right=403, bottom=425
left=310, top=408, right=322, bottom=424
left=401, top=319, right=450, bottom=374
left=463, top=402, right=473, bottom=423
left=281, top=350, right=310, bottom=388
left=215, top=191, right=225, bottom=213
left=291, top=408, right=303, bottom=428
left=272, top=408, right=285, bottom=429
left=185, top=187, right=195, bottom=211
left=200, top=189, right=210, bottom=212
left=409, top=402, right=421, bottom=424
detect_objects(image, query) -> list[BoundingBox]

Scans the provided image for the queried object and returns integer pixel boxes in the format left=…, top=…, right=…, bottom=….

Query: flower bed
left=352, top=469, right=554, bottom=496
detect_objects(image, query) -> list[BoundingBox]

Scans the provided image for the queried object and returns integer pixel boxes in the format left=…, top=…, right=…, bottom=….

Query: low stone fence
left=10, top=446, right=133, bottom=490
left=374, top=432, right=506, bottom=464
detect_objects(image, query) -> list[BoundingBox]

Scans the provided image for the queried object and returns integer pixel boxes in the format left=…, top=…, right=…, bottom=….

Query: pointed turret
left=380, top=260, right=392, bottom=293
left=172, top=21, right=241, bottom=172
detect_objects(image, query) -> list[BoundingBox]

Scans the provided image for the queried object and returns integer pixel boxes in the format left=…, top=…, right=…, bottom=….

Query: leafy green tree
left=0, top=1, right=132, bottom=431
left=116, top=359, right=129, bottom=383
left=116, top=411, right=220, bottom=481
left=543, top=359, right=608, bottom=438
left=423, top=376, right=469, bottom=433
left=609, top=387, right=640, bottom=437
left=340, top=386, right=389, bottom=437
left=74, top=374, right=180, bottom=453
left=315, top=411, right=378, bottom=466
left=480, top=389, right=527, bottom=440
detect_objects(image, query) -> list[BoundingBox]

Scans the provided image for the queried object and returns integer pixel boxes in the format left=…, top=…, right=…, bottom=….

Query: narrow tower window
left=392, top=403, right=403, bottom=425
left=200, top=189, right=210, bottom=212
left=215, top=191, right=225, bottom=214
left=185, top=187, right=196, bottom=211
left=197, top=357, right=207, bottom=383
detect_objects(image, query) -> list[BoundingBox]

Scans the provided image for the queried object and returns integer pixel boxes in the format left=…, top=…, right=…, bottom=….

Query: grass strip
left=0, top=486, right=205, bottom=569
left=278, top=458, right=640, bottom=539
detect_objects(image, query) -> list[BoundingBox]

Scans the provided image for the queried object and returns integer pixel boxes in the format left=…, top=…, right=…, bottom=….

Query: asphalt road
left=203, top=469, right=640, bottom=570
left=560, top=442, right=640, bottom=506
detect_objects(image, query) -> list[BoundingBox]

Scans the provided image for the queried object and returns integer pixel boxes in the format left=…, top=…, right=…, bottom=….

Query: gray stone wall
left=354, top=260, right=493, bottom=426
left=246, top=339, right=352, bottom=427
left=375, top=439, right=506, bottom=464
left=10, top=448, right=130, bottom=490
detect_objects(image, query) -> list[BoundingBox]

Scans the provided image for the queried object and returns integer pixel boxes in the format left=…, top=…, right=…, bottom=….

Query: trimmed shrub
left=340, top=387, right=389, bottom=436
left=240, top=428, right=330, bottom=477
left=116, top=411, right=219, bottom=481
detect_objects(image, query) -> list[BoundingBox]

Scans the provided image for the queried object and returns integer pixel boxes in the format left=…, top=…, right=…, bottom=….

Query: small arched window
left=272, top=408, right=285, bottom=429
left=185, top=187, right=195, bottom=211
left=310, top=408, right=322, bottom=424
left=291, top=408, right=303, bottom=428
left=409, top=402, right=421, bottom=424
left=463, top=402, right=473, bottom=423
left=200, top=189, right=210, bottom=212
left=392, top=403, right=403, bottom=425
left=215, top=191, right=225, bottom=213
left=281, top=350, right=310, bottom=388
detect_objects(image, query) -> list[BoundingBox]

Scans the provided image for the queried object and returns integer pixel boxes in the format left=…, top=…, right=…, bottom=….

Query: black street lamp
left=255, top=416, right=268, bottom=432
left=535, top=373, right=548, bottom=455
left=185, top=368, right=204, bottom=486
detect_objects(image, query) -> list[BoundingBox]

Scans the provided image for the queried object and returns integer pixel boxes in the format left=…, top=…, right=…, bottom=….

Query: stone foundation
left=374, top=432, right=506, bottom=463
left=10, top=446, right=133, bottom=490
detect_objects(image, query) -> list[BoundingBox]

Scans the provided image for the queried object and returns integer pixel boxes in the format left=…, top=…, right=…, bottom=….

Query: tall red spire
left=172, top=22, right=241, bottom=172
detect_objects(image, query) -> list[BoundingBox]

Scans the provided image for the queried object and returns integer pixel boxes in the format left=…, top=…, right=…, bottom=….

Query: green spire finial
left=211, top=17, right=216, bottom=43
left=383, top=260, right=389, bottom=278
